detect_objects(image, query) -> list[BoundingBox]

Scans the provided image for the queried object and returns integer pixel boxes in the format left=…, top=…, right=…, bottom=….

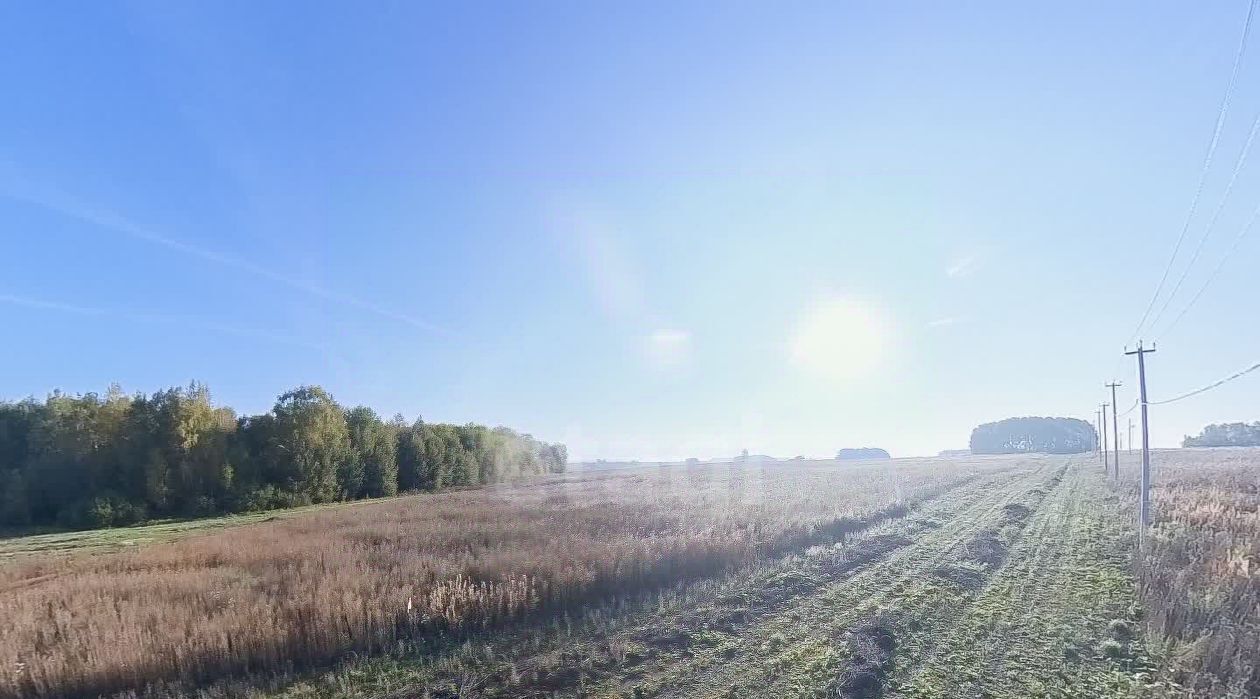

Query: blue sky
left=4, top=1, right=1260, bottom=459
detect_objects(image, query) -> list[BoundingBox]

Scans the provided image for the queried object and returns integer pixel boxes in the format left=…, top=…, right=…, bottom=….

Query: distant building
left=938, top=449, right=971, bottom=457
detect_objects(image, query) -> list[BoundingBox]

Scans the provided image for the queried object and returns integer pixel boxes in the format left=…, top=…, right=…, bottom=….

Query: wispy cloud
left=644, top=328, right=692, bottom=369
left=926, top=316, right=967, bottom=328
left=0, top=181, right=454, bottom=339
left=945, top=255, right=981, bottom=278
left=0, top=292, right=336, bottom=354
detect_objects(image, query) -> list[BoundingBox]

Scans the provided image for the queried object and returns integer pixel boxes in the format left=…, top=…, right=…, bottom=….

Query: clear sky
left=4, top=1, right=1260, bottom=460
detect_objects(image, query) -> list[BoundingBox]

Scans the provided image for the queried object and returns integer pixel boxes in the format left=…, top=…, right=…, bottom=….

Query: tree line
left=1182, top=422, right=1260, bottom=447
left=0, top=383, right=567, bottom=529
left=969, top=416, right=1095, bottom=455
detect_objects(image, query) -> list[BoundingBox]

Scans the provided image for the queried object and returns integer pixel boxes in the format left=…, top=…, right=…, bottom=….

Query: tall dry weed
left=1126, top=449, right=1260, bottom=697
left=0, top=457, right=1011, bottom=698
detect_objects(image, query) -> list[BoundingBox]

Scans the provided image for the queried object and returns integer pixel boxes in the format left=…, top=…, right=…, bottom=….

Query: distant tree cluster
left=1182, top=422, right=1260, bottom=447
left=836, top=447, right=890, bottom=460
left=969, top=417, right=1095, bottom=455
left=0, top=383, right=567, bottom=529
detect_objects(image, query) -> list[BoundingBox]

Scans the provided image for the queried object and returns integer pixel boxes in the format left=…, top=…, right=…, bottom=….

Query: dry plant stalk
left=1127, top=449, right=1260, bottom=697
left=0, top=458, right=996, bottom=698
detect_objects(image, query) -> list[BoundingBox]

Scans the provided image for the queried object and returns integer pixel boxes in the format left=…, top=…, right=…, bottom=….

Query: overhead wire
left=1155, top=194, right=1260, bottom=339
left=1148, top=360, right=1260, bottom=405
left=1128, top=0, right=1258, bottom=343
left=1148, top=108, right=1260, bottom=332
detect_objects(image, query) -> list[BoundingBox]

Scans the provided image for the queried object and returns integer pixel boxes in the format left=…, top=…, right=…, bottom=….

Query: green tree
left=0, top=383, right=567, bottom=530
left=26, top=391, right=106, bottom=521
left=0, top=469, right=30, bottom=526
left=396, top=418, right=426, bottom=492
left=420, top=423, right=458, bottom=489
left=969, top=417, right=1094, bottom=455
left=1183, top=422, right=1260, bottom=447
left=0, top=399, right=41, bottom=525
left=0, top=399, right=40, bottom=472
left=229, top=413, right=276, bottom=495
left=346, top=406, right=398, bottom=498
left=119, top=395, right=167, bottom=512
left=170, top=385, right=235, bottom=513
left=543, top=442, right=568, bottom=473
left=271, top=386, right=349, bottom=503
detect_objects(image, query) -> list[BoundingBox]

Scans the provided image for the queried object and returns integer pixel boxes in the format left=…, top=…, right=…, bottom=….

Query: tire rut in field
left=394, top=470, right=990, bottom=699
left=643, top=473, right=1018, bottom=697
left=710, top=460, right=1070, bottom=699
left=867, top=461, right=1071, bottom=698
left=898, top=461, right=1148, bottom=698
left=812, top=461, right=1069, bottom=699
left=640, top=459, right=1065, bottom=699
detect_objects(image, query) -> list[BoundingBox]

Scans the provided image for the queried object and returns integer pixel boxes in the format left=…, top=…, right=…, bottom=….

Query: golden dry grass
left=1129, top=448, right=1260, bottom=697
left=0, top=457, right=1002, bottom=698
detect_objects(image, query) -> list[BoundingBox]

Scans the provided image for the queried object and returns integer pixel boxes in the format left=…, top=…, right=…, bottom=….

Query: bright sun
left=789, top=297, right=887, bottom=382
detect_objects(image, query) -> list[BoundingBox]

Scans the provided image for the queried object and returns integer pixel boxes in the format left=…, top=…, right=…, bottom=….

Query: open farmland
left=1125, top=449, right=1260, bottom=697
left=1, top=457, right=979, bottom=698
left=299, top=454, right=1148, bottom=699
left=2, top=451, right=1257, bottom=699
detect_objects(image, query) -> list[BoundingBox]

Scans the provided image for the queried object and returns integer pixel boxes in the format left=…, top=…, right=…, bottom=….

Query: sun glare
left=789, top=298, right=887, bottom=382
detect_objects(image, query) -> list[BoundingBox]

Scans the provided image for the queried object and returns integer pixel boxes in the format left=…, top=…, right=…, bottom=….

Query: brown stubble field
left=1129, top=448, right=1260, bottom=697
left=6, top=449, right=1258, bottom=699
left=0, top=457, right=993, bottom=699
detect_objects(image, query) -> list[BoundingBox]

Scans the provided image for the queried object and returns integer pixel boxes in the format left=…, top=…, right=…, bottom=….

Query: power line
left=1149, top=359, right=1260, bottom=405
left=1156, top=195, right=1260, bottom=339
left=1117, top=398, right=1139, bottom=417
left=1148, top=109, right=1260, bottom=332
left=1129, top=0, right=1258, bottom=342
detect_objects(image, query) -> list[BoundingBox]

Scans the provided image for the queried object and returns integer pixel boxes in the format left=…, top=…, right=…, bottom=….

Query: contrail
left=2, top=184, right=455, bottom=339
left=0, top=292, right=337, bottom=354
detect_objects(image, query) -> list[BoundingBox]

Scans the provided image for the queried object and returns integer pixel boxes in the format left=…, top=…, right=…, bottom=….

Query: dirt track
left=239, top=457, right=1151, bottom=699
left=322, top=457, right=1148, bottom=699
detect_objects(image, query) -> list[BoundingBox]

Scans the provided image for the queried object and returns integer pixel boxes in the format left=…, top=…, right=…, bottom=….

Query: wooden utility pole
left=1106, top=382, right=1122, bottom=480
left=1100, top=402, right=1110, bottom=476
left=1128, top=418, right=1134, bottom=456
left=1126, top=342, right=1156, bottom=543
left=1095, top=410, right=1103, bottom=460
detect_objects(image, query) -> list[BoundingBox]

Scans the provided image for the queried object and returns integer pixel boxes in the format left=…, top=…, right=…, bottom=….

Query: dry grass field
left=0, top=457, right=983, bottom=699
left=263, top=453, right=1147, bottom=699
left=4, top=450, right=1257, bottom=699
left=1129, top=448, right=1260, bottom=697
